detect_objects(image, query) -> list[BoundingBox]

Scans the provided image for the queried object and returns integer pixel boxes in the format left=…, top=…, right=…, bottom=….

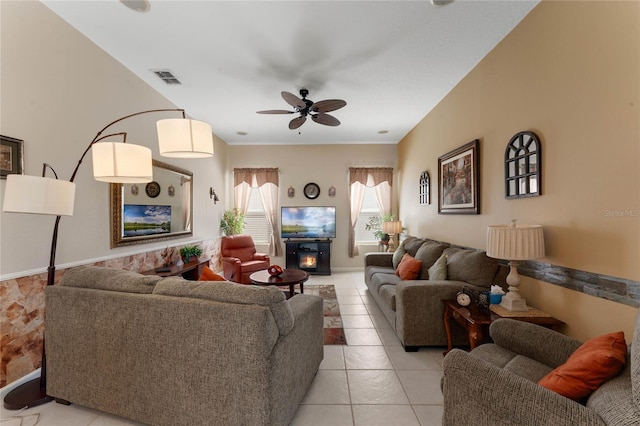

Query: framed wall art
left=1, top=135, right=24, bottom=179
left=438, top=139, right=480, bottom=214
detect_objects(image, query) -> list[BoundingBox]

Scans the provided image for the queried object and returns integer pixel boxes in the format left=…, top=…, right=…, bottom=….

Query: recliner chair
left=220, top=234, right=270, bottom=284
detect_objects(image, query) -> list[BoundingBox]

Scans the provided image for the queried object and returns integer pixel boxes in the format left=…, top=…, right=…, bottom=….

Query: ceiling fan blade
left=289, top=116, right=306, bottom=130
left=311, top=99, right=347, bottom=113
left=257, top=109, right=294, bottom=114
left=281, top=91, right=306, bottom=109
left=312, top=113, right=340, bottom=127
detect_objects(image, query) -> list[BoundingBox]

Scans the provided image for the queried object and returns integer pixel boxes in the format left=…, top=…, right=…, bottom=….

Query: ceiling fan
left=257, top=89, right=347, bottom=130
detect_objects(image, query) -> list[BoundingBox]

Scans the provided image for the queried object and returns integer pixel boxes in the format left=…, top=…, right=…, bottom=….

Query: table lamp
left=382, top=220, right=403, bottom=252
left=2, top=108, right=213, bottom=410
left=486, top=220, right=545, bottom=312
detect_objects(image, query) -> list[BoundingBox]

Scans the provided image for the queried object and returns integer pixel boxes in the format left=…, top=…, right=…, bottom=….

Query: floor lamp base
left=3, top=377, right=53, bottom=410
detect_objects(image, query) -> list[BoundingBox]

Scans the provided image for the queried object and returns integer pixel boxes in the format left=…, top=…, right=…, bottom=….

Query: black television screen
left=281, top=206, right=336, bottom=239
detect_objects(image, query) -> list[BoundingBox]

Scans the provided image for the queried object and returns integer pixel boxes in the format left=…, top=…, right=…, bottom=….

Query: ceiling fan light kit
left=257, top=88, right=346, bottom=130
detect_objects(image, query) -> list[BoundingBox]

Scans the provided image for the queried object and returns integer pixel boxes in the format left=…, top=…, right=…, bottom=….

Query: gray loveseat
left=364, top=236, right=506, bottom=351
left=442, top=311, right=640, bottom=425
left=45, top=266, right=324, bottom=426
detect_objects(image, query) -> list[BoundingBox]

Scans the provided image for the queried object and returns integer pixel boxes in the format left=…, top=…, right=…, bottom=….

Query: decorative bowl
left=267, top=265, right=283, bottom=276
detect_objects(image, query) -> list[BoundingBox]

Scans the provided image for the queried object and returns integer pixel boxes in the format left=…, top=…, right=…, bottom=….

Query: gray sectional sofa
left=45, top=266, right=324, bottom=426
left=442, top=313, right=640, bottom=425
left=364, top=236, right=507, bottom=351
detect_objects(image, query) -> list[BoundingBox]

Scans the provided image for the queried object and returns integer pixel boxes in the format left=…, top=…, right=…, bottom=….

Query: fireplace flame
left=301, top=255, right=317, bottom=268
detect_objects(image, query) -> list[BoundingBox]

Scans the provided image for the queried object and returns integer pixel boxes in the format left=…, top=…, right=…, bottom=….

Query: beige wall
left=397, top=1, right=639, bottom=341
left=0, top=1, right=228, bottom=278
left=227, top=144, right=397, bottom=268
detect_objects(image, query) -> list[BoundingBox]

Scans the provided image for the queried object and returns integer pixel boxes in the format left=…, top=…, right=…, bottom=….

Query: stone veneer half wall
left=0, top=239, right=220, bottom=388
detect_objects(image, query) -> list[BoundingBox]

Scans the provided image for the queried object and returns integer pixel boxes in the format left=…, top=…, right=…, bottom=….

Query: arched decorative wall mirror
left=110, top=159, right=193, bottom=247
left=505, top=131, right=541, bottom=199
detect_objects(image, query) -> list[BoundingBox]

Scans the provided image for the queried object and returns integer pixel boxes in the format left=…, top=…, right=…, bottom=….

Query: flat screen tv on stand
left=281, top=206, right=336, bottom=240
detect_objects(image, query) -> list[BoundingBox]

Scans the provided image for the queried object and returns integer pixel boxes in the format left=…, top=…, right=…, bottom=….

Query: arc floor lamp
left=2, top=108, right=214, bottom=410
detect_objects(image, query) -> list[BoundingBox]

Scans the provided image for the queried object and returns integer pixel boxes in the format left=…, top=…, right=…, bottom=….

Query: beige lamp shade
left=382, top=220, right=403, bottom=234
left=156, top=118, right=214, bottom=158
left=2, top=174, right=75, bottom=216
left=486, top=224, right=545, bottom=260
left=92, top=142, right=153, bottom=183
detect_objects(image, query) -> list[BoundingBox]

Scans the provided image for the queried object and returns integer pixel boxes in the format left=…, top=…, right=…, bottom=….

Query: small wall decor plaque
left=131, top=184, right=139, bottom=196
left=0, top=135, right=24, bottom=179
left=287, top=186, right=295, bottom=198
left=328, top=185, right=336, bottom=197
left=168, top=185, right=175, bottom=197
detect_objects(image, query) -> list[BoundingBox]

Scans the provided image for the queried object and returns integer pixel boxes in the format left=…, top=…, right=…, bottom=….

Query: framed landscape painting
left=1, top=135, right=24, bottom=179
left=438, top=139, right=480, bottom=214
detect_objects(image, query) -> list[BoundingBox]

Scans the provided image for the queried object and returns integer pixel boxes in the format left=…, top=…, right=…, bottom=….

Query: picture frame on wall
left=438, top=139, right=480, bottom=214
left=0, top=135, right=24, bottom=179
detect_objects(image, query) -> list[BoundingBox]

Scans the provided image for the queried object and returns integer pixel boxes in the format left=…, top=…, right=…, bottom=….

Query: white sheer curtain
left=182, top=177, right=192, bottom=231
left=233, top=168, right=281, bottom=256
left=348, top=167, right=393, bottom=257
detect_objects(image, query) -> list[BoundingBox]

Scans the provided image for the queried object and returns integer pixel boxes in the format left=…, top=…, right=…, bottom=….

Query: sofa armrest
left=490, top=319, right=582, bottom=368
left=253, top=253, right=269, bottom=262
left=442, top=349, right=606, bottom=426
left=221, top=256, right=241, bottom=264
left=364, top=252, right=393, bottom=268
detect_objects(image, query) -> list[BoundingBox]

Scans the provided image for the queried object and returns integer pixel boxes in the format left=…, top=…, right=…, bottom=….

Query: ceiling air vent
left=151, top=70, right=181, bottom=85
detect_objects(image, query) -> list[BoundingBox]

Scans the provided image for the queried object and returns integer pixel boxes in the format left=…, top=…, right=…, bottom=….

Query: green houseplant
left=365, top=214, right=395, bottom=241
left=220, top=208, right=245, bottom=235
left=179, top=245, right=203, bottom=263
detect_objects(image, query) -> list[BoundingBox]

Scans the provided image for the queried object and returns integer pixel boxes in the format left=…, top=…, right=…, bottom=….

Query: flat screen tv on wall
left=281, top=206, right=336, bottom=239
left=123, top=204, right=171, bottom=237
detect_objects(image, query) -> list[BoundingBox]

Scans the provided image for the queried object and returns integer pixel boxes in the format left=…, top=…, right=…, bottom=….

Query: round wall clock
left=303, top=182, right=320, bottom=200
left=145, top=181, right=161, bottom=198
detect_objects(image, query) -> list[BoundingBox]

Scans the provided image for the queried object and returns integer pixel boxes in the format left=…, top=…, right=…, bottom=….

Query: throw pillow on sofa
left=396, top=253, right=422, bottom=280
left=444, top=247, right=499, bottom=287
left=199, top=266, right=226, bottom=282
left=415, top=241, right=448, bottom=279
left=428, top=254, right=448, bottom=280
left=538, top=331, right=627, bottom=401
left=392, top=241, right=406, bottom=269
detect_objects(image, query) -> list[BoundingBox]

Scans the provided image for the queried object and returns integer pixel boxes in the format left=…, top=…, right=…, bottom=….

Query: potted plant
left=365, top=214, right=394, bottom=242
left=220, top=208, right=245, bottom=235
left=179, top=245, right=203, bottom=263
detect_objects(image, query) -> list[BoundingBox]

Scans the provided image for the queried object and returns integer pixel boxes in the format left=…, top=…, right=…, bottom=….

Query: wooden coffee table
left=442, top=299, right=564, bottom=355
left=249, top=269, right=309, bottom=299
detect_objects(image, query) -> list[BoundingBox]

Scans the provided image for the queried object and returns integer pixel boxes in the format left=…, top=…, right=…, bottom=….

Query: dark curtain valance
left=349, top=167, right=393, bottom=187
left=234, top=168, right=279, bottom=187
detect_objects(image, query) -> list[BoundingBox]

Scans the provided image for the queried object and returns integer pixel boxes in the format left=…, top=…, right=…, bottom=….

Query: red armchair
left=220, top=234, right=270, bottom=284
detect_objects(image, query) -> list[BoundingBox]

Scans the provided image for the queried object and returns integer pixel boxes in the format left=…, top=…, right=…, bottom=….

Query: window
left=355, top=186, right=382, bottom=244
left=243, top=188, right=271, bottom=245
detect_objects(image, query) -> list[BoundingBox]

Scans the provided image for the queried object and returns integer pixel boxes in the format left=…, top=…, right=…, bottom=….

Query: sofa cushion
left=199, top=266, right=227, bottom=281
left=415, top=241, right=448, bottom=279
left=428, top=254, right=448, bottom=281
left=392, top=241, right=406, bottom=269
left=471, top=343, right=553, bottom=383
left=370, top=272, right=402, bottom=295
left=60, top=266, right=161, bottom=294
left=402, top=236, right=426, bottom=257
left=378, top=284, right=397, bottom=311
left=396, top=254, right=422, bottom=280
left=444, top=247, right=499, bottom=288
left=539, top=331, right=628, bottom=401
left=154, top=277, right=294, bottom=336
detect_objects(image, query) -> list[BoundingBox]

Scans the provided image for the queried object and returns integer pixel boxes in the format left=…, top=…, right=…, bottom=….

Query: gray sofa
left=442, top=312, right=640, bottom=425
left=364, top=236, right=506, bottom=351
left=45, top=266, right=324, bottom=426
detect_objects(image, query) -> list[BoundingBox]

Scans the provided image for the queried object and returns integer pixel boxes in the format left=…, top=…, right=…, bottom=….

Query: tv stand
left=285, top=240, right=331, bottom=275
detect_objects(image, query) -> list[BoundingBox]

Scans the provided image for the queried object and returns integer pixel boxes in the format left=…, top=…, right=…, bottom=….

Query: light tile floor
left=1, top=272, right=444, bottom=426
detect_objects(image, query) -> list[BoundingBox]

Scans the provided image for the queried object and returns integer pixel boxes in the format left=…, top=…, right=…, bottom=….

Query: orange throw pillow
left=538, top=331, right=627, bottom=401
left=395, top=253, right=422, bottom=280
left=198, top=266, right=226, bottom=282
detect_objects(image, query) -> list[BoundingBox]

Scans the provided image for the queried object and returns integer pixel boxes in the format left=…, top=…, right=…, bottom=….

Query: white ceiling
left=41, top=0, right=538, bottom=146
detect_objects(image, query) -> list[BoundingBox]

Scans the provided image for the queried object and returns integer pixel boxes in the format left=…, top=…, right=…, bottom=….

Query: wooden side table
left=141, top=258, right=210, bottom=281
left=442, top=299, right=564, bottom=355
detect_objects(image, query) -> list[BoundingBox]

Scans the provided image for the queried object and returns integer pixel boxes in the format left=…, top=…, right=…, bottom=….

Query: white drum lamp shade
left=486, top=223, right=545, bottom=312
left=92, top=142, right=153, bottom=183
left=157, top=118, right=214, bottom=158
left=486, top=224, right=545, bottom=260
left=2, top=174, right=75, bottom=216
left=382, top=220, right=403, bottom=253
